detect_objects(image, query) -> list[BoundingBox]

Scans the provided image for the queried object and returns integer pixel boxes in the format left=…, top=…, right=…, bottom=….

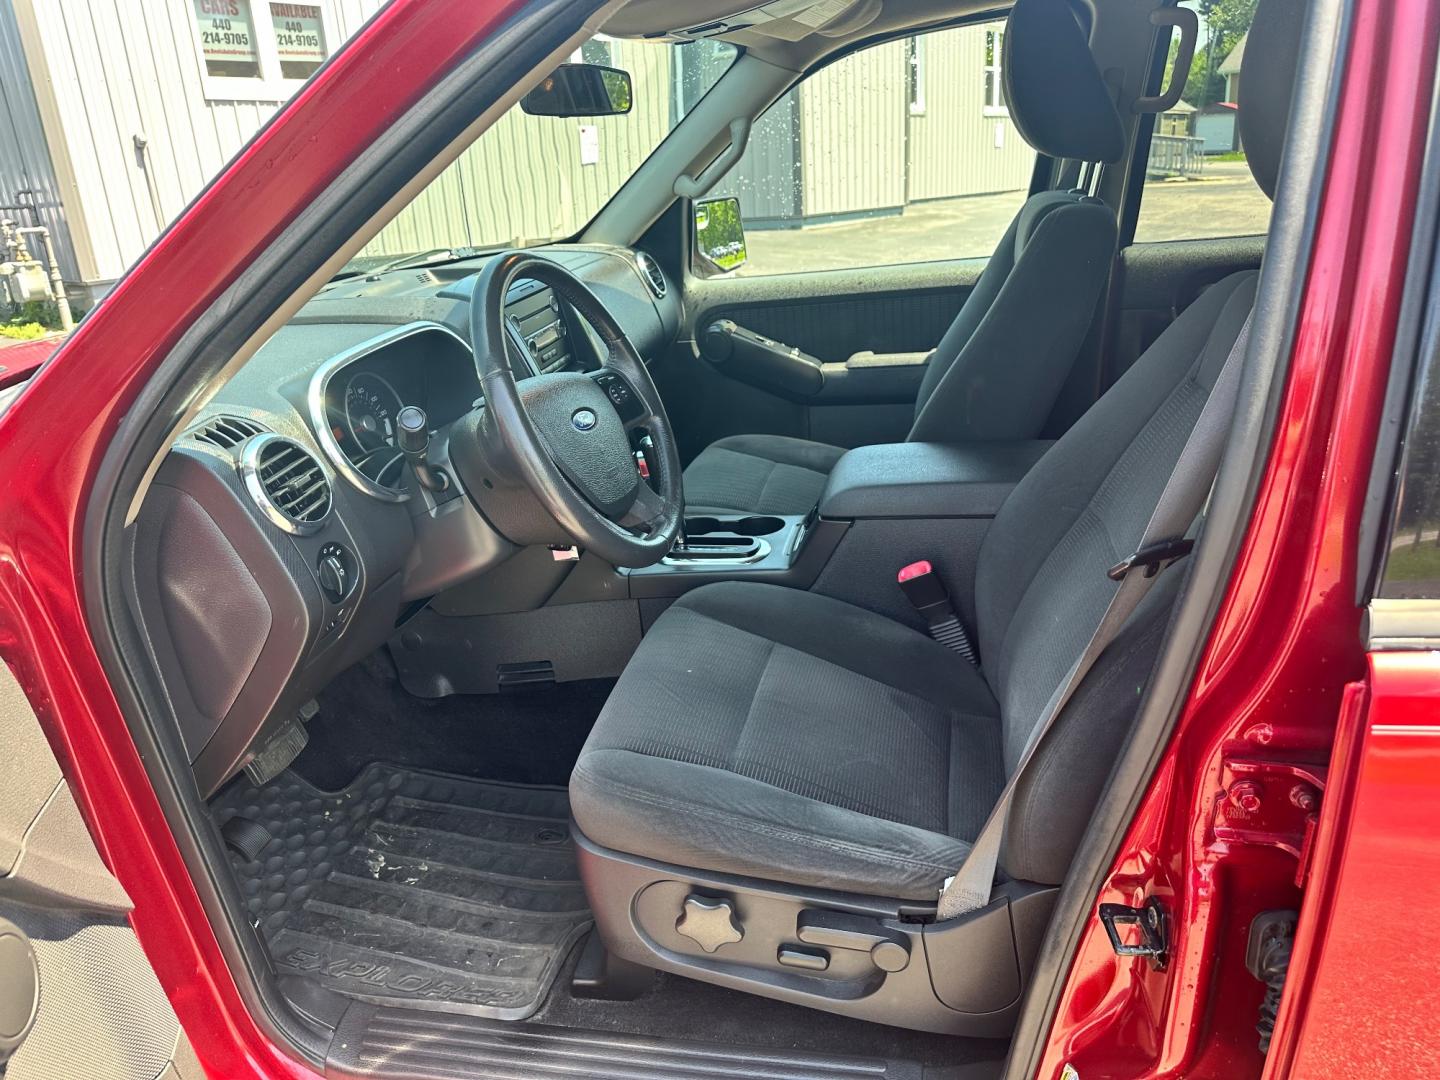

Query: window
left=579, top=38, right=619, bottom=67
left=708, top=20, right=1035, bottom=277
left=193, top=0, right=261, bottom=79
left=1380, top=340, right=1440, bottom=600
left=350, top=38, right=736, bottom=262
left=189, top=0, right=336, bottom=101
left=1133, top=1, right=1272, bottom=243
left=270, top=3, right=329, bottom=80
left=983, top=29, right=1006, bottom=115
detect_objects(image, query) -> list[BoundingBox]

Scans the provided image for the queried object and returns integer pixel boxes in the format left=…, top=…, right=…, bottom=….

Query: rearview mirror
left=693, top=197, right=747, bottom=274
left=521, top=63, right=632, bottom=117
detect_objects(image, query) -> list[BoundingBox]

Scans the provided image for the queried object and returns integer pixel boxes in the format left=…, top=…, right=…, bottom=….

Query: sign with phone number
left=271, top=3, right=326, bottom=62
left=195, top=0, right=258, bottom=62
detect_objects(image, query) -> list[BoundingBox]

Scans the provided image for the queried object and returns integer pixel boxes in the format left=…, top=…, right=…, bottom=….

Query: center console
left=625, top=508, right=845, bottom=599
left=391, top=440, right=1054, bottom=696
left=625, top=441, right=1052, bottom=609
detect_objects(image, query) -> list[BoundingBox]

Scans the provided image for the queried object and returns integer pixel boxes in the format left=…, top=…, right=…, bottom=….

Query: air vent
left=191, top=415, right=265, bottom=450
left=636, top=252, right=667, bottom=298
left=239, top=434, right=332, bottom=535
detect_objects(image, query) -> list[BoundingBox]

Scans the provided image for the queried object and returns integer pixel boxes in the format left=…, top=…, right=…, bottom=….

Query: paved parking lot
left=739, top=161, right=1271, bottom=276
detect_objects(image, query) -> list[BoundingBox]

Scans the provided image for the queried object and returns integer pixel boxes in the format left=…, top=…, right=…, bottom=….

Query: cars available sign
left=271, top=3, right=326, bottom=65
left=194, top=0, right=260, bottom=68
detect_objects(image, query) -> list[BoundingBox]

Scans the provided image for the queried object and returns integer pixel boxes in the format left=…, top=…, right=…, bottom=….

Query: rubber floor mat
left=212, top=763, right=591, bottom=1019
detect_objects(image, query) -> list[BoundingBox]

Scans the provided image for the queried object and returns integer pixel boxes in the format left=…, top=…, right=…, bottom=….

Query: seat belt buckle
left=898, top=561, right=977, bottom=663
left=898, top=560, right=950, bottom=615
left=1107, top=538, right=1195, bottom=582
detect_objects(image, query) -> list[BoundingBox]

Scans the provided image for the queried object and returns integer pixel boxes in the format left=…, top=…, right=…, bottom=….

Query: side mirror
left=693, top=197, right=747, bottom=274
left=521, top=63, right=632, bottom=117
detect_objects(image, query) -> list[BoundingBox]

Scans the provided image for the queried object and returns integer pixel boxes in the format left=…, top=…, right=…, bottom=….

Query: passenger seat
left=684, top=0, right=1124, bottom=516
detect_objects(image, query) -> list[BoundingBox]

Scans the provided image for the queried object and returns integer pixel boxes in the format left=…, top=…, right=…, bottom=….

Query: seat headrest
left=1237, top=0, right=1308, bottom=200
left=1002, top=0, right=1124, bottom=164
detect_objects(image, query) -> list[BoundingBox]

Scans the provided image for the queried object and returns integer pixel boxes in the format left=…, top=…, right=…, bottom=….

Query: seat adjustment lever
left=797, top=910, right=909, bottom=972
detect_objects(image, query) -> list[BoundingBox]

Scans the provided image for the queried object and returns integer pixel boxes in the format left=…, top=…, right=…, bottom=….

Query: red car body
left=0, top=0, right=1436, bottom=1077
left=0, top=338, right=58, bottom=391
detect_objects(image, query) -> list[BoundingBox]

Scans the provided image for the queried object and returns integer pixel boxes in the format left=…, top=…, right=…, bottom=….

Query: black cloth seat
left=570, top=583, right=1004, bottom=899
left=569, top=0, right=1303, bottom=1028
left=682, top=0, right=1125, bottom=517
left=575, top=268, right=1260, bottom=897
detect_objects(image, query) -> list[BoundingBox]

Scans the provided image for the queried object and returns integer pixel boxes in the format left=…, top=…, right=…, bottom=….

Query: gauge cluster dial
left=340, top=372, right=407, bottom=490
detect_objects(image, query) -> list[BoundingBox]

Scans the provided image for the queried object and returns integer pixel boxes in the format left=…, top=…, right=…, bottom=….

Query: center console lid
left=820, top=441, right=1053, bottom=519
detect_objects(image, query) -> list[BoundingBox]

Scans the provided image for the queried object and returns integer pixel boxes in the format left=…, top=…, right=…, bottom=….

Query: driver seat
left=571, top=0, right=1301, bottom=1036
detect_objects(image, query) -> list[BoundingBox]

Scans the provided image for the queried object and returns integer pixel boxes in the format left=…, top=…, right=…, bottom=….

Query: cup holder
left=685, top=515, right=786, bottom=538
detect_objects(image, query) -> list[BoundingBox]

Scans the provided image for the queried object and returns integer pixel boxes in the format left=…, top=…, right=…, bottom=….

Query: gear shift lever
left=397, top=405, right=449, bottom=493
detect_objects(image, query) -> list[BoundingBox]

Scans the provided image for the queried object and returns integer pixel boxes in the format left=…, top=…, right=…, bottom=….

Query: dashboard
left=125, top=245, right=677, bottom=797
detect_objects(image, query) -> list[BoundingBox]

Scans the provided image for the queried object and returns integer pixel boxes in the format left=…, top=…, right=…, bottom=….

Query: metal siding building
left=0, top=0, right=81, bottom=283
left=716, top=23, right=1033, bottom=229
left=2, top=5, right=1031, bottom=296
left=906, top=24, right=1033, bottom=202
left=1, top=0, right=392, bottom=293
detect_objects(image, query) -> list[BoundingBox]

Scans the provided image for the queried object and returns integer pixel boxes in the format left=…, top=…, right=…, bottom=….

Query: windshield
left=352, top=37, right=736, bottom=267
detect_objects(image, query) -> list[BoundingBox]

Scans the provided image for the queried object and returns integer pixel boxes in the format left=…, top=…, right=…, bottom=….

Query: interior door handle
left=699, top=319, right=824, bottom=398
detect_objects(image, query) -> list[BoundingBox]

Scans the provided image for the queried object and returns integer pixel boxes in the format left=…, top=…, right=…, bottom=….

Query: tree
left=1164, top=0, right=1258, bottom=108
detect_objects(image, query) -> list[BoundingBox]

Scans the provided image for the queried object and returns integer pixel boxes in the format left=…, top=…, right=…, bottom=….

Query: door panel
left=0, top=664, right=199, bottom=1080
left=659, top=259, right=986, bottom=461
left=1107, top=236, right=1265, bottom=383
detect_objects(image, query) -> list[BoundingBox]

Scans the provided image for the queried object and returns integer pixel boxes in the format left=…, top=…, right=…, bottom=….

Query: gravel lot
left=739, top=160, right=1271, bottom=277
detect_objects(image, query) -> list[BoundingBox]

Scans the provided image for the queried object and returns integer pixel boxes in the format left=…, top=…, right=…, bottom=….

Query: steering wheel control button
left=676, top=895, right=744, bottom=953
left=571, top=408, right=598, bottom=432
left=592, top=371, right=644, bottom=422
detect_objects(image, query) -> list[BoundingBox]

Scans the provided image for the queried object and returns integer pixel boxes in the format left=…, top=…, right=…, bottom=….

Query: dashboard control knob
left=318, top=554, right=348, bottom=601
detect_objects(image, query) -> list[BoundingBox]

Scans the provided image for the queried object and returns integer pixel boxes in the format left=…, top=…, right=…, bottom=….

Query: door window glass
left=1381, top=341, right=1440, bottom=599
left=1133, top=0, right=1272, bottom=243
left=713, top=19, right=1036, bottom=276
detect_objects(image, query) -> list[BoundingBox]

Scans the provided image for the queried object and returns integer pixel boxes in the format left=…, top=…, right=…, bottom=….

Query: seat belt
left=936, top=311, right=1254, bottom=921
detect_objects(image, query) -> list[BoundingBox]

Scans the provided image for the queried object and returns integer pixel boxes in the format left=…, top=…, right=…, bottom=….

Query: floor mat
left=212, top=763, right=591, bottom=1020
left=292, top=651, right=615, bottom=790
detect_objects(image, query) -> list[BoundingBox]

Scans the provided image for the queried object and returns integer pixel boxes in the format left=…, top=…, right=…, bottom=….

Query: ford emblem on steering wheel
left=571, top=408, right=598, bottom=432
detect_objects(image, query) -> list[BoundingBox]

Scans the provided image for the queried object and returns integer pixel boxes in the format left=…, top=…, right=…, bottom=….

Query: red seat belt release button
left=898, top=560, right=952, bottom=617
left=897, top=561, right=977, bottom=663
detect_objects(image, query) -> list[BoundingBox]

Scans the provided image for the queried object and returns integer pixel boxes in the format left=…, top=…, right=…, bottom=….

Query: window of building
left=983, top=29, right=1006, bottom=115
left=707, top=19, right=1035, bottom=277
left=270, top=3, right=330, bottom=80
left=1132, top=1, right=1272, bottom=243
left=189, top=0, right=336, bottom=101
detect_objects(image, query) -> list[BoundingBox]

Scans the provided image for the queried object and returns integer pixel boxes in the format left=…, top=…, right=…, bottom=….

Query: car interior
left=113, top=0, right=1312, bottom=1073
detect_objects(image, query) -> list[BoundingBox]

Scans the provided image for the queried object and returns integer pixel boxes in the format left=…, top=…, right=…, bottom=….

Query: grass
left=0, top=321, right=47, bottom=341
left=1, top=298, right=70, bottom=341
left=1212, top=151, right=1249, bottom=163
left=1385, top=538, right=1440, bottom=581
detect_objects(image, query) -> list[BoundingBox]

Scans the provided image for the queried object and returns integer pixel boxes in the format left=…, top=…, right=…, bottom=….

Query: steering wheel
left=450, top=252, right=684, bottom=568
